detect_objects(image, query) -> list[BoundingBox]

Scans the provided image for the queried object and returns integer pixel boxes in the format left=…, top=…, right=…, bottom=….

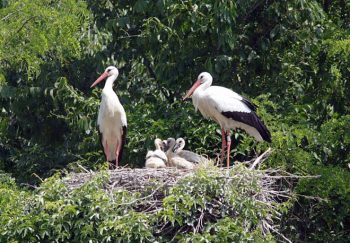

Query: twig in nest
left=195, top=210, right=205, bottom=233
left=117, top=182, right=168, bottom=206
left=77, top=163, right=93, bottom=174
left=266, top=223, right=292, bottom=243
left=32, top=173, right=43, bottom=182
left=20, top=183, right=38, bottom=189
left=16, top=16, right=37, bottom=33
left=169, top=226, right=186, bottom=243
left=250, top=148, right=272, bottom=170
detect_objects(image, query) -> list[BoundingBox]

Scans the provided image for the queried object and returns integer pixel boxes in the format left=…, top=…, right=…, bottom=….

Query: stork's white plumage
left=91, top=66, right=127, bottom=169
left=183, top=72, right=271, bottom=168
left=145, top=138, right=167, bottom=168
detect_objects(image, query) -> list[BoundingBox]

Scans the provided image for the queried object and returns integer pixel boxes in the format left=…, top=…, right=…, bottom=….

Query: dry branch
left=250, top=147, right=273, bottom=170
left=64, top=167, right=194, bottom=192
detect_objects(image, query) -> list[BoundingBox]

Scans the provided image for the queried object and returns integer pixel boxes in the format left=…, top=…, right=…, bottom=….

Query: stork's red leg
left=104, top=141, right=110, bottom=161
left=104, top=141, right=115, bottom=169
left=226, top=130, right=231, bottom=168
left=220, top=128, right=227, bottom=165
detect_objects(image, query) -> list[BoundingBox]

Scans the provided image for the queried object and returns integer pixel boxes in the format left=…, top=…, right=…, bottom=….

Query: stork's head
left=166, top=137, right=176, bottom=153
left=91, top=66, right=119, bottom=88
left=173, top=138, right=185, bottom=153
left=154, top=138, right=164, bottom=151
left=183, top=72, right=213, bottom=100
left=162, top=140, right=168, bottom=152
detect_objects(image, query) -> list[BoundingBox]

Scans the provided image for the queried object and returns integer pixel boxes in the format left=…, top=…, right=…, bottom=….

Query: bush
left=0, top=164, right=295, bottom=242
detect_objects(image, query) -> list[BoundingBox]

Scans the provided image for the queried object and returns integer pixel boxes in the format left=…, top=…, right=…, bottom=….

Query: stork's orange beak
left=182, top=80, right=201, bottom=100
left=91, top=72, right=108, bottom=88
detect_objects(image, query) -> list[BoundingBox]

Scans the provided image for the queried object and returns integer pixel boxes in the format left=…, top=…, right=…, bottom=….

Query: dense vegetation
left=1, top=165, right=288, bottom=242
left=0, top=0, right=349, bottom=241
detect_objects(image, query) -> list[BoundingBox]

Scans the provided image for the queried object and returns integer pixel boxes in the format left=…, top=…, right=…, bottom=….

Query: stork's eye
left=200, top=75, right=203, bottom=79
left=107, top=68, right=112, bottom=73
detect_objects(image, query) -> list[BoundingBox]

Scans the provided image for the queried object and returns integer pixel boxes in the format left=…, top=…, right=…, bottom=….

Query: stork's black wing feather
left=241, top=96, right=257, bottom=111
left=118, top=125, right=127, bottom=163
left=221, top=111, right=271, bottom=142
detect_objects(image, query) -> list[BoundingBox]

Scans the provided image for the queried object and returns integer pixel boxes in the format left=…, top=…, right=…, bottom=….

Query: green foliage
left=0, top=0, right=89, bottom=77
left=284, top=166, right=350, bottom=242
left=158, top=165, right=274, bottom=242
left=0, top=166, right=288, bottom=242
left=0, top=0, right=350, bottom=241
left=179, top=217, right=275, bottom=242
left=0, top=172, right=155, bottom=242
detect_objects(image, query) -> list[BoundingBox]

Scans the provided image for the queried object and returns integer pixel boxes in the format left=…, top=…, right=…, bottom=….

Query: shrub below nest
left=0, top=152, right=307, bottom=242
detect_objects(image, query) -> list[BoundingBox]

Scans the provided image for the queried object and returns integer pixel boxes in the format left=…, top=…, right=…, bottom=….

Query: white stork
left=91, top=66, right=127, bottom=169
left=183, top=72, right=271, bottom=168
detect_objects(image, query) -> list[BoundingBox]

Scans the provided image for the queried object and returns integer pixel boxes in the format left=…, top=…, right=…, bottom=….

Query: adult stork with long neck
left=91, top=66, right=127, bottom=169
left=183, top=72, right=271, bottom=168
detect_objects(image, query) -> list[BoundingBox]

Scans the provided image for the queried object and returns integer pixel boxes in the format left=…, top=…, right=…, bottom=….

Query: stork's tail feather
left=221, top=111, right=272, bottom=143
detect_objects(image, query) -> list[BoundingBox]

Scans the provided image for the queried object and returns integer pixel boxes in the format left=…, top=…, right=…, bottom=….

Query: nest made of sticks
left=64, top=149, right=273, bottom=192
left=63, top=149, right=316, bottom=242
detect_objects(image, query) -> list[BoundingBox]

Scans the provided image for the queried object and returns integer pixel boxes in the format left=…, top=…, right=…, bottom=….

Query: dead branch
left=249, top=148, right=273, bottom=170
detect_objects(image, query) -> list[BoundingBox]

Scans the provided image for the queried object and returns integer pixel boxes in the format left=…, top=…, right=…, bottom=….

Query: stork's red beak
left=183, top=80, right=201, bottom=100
left=91, top=72, right=108, bottom=88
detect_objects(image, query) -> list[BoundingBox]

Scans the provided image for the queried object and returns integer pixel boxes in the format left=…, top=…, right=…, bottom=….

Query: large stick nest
left=63, top=149, right=315, bottom=242
left=64, top=167, right=193, bottom=192
left=64, top=149, right=274, bottom=192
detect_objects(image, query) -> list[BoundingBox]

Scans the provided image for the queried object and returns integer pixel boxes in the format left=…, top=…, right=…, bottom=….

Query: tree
left=0, top=0, right=349, bottom=241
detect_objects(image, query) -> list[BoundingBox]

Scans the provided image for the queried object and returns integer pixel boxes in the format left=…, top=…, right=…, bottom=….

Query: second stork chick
left=175, top=138, right=210, bottom=164
left=166, top=138, right=195, bottom=169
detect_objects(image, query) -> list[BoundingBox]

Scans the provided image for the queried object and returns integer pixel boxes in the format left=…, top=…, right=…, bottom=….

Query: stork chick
left=175, top=138, right=210, bottom=164
left=145, top=138, right=167, bottom=168
left=166, top=138, right=195, bottom=169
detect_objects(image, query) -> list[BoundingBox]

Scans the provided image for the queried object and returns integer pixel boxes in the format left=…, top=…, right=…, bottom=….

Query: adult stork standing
left=183, top=72, right=271, bottom=168
left=91, top=66, right=127, bottom=169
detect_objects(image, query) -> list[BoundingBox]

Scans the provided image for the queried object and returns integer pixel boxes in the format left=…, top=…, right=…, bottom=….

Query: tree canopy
left=0, top=0, right=349, bottom=241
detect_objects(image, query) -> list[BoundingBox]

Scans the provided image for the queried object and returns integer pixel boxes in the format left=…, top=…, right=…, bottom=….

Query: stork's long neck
left=176, top=139, right=185, bottom=153
left=154, top=141, right=161, bottom=150
left=166, top=140, right=176, bottom=155
left=192, top=80, right=212, bottom=111
left=194, top=80, right=212, bottom=96
left=103, top=75, right=118, bottom=90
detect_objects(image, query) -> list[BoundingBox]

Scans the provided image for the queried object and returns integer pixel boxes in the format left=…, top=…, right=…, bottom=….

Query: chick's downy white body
left=145, top=138, right=167, bottom=168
